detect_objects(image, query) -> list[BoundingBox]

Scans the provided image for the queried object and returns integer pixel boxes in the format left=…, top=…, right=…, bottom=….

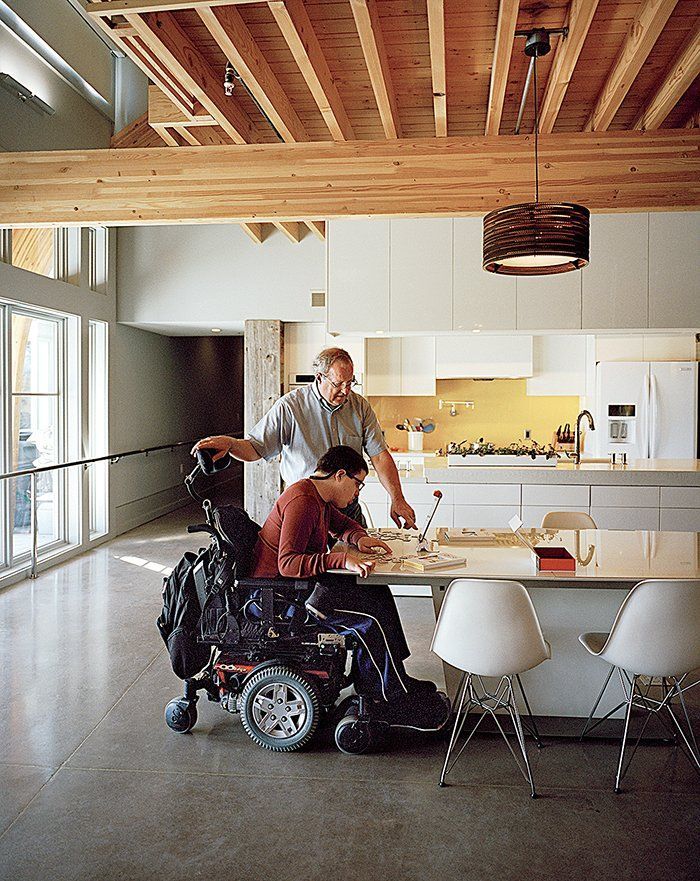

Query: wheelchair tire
left=165, top=698, right=198, bottom=733
left=334, top=715, right=374, bottom=755
left=239, top=665, right=320, bottom=752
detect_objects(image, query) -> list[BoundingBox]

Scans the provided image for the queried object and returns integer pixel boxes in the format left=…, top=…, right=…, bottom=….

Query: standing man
left=192, top=347, right=416, bottom=528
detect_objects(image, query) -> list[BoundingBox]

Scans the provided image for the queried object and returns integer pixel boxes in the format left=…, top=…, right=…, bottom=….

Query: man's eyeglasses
left=322, top=374, right=358, bottom=392
left=348, top=474, right=365, bottom=492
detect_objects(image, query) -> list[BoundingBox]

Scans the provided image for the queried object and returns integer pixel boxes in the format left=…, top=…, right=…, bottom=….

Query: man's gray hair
left=312, top=347, right=353, bottom=376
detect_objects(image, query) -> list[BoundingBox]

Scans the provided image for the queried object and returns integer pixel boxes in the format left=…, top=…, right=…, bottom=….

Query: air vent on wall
left=311, top=290, right=326, bottom=308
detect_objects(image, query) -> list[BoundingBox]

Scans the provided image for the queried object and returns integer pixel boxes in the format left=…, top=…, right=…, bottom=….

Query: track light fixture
left=224, top=62, right=236, bottom=97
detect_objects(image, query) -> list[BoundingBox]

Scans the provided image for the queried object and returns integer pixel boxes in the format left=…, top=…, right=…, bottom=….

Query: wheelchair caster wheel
left=335, top=715, right=374, bottom=755
left=165, top=698, right=198, bottom=733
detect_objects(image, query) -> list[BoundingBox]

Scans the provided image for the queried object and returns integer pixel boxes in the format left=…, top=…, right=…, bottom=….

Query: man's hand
left=357, top=535, right=392, bottom=556
left=345, top=555, right=376, bottom=578
left=191, top=435, right=236, bottom=461
left=390, top=498, right=417, bottom=529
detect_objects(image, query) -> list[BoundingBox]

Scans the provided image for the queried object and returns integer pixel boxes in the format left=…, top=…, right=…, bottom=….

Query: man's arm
left=370, top=449, right=416, bottom=529
left=191, top=436, right=261, bottom=463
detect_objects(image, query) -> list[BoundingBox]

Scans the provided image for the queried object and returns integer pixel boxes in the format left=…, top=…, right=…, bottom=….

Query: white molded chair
left=358, top=499, right=375, bottom=529
left=431, top=579, right=551, bottom=797
left=579, top=579, right=700, bottom=792
left=541, top=511, right=597, bottom=530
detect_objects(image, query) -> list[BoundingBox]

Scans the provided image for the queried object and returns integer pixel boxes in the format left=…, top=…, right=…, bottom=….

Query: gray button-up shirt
left=247, top=382, right=387, bottom=484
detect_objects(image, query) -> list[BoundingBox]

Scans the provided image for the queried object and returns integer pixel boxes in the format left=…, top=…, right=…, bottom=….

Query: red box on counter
left=532, top=547, right=576, bottom=572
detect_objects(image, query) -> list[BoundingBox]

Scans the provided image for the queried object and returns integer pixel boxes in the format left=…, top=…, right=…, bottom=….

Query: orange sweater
left=251, top=479, right=367, bottom=579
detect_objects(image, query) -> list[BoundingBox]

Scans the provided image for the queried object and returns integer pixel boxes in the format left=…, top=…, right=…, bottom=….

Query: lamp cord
left=533, top=54, right=539, bottom=203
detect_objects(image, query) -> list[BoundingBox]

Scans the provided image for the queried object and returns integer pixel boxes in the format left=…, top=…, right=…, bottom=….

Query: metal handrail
left=2, top=439, right=209, bottom=580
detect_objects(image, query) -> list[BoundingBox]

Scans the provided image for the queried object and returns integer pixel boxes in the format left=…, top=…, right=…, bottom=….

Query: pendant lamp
left=483, top=30, right=590, bottom=276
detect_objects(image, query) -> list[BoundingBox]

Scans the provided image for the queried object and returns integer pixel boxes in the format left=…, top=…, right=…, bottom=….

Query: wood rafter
left=239, top=222, right=266, bottom=243
left=4, top=131, right=698, bottom=226
left=274, top=221, right=303, bottom=243
left=148, top=85, right=215, bottom=126
left=155, top=126, right=179, bottom=146
left=426, top=0, right=447, bottom=137
left=304, top=220, right=326, bottom=240
left=172, top=124, right=200, bottom=146
left=485, top=0, right=519, bottom=136
left=349, top=0, right=401, bottom=139
left=539, top=0, right=600, bottom=134
left=634, top=23, right=700, bottom=131
left=585, top=0, right=680, bottom=132
left=198, top=4, right=307, bottom=143
left=125, top=11, right=258, bottom=143
left=268, top=0, right=353, bottom=141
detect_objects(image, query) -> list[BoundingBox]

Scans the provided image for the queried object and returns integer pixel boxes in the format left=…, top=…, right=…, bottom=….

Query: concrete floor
left=1, top=505, right=699, bottom=881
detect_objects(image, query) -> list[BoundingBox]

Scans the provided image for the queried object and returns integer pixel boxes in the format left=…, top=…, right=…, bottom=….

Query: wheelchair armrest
left=235, top=577, right=312, bottom=594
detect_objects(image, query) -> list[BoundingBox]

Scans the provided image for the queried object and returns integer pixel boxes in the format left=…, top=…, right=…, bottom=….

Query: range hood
left=436, top=335, right=533, bottom=379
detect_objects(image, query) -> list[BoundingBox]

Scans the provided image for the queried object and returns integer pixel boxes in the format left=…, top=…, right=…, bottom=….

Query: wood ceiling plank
left=585, top=0, right=680, bottom=131
left=634, top=21, right=700, bottom=129
left=485, top=0, right=519, bottom=136
left=198, top=5, right=307, bottom=143
left=426, top=0, right=447, bottom=136
left=349, top=0, right=402, bottom=138
left=87, top=0, right=260, bottom=13
left=539, top=0, right=601, bottom=133
left=125, top=11, right=259, bottom=144
left=274, top=221, right=302, bottom=242
left=3, top=131, right=698, bottom=224
left=268, top=0, right=354, bottom=140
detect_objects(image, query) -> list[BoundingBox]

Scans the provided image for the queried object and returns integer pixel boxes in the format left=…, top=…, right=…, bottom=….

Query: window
left=10, top=229, right=57, bottom=279
left=88, top=320, right=108, bottom=538
left=87, top=227, right=108, bottom=294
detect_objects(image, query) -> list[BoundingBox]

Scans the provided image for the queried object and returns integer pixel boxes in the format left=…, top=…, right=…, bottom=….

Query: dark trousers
left=313, top=574, right=411, bottom=702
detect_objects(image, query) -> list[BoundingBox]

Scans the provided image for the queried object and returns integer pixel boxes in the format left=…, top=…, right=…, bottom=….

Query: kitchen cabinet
left=390, top=219, right=453, bottom=332
left=522, top=484, right=590, bottom=509
left=453, top=506, right=514, bottom=528
left=327, top=219, right=389, bottom=333
left=649, top=212, right=700, bottom=328
left=582, top=214, right=649, bottom=329
left=516, top=271, right=582, bottom=330
left=364, top=336, right=436, bottom=396
left=436, top=334, right=533, bottom=378
left=521, top=506, right=587, bottom=528
left=590, top=507, right=660, bottom=531
left=453, top=218, right=516, bottom=331
left=525, top=335, right=588, bottom=396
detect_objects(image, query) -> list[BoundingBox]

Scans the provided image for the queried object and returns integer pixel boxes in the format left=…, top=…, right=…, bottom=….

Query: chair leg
left=515, top=673, right=543, bottom=749
left=439, top=672, right=470, bottom=787
left=580, top=666, right=616, bottom=741
left=614, top=674, right=636, bottom=793
left=668, top=678, right=700, bottom=774
left=508, top=677, right=537, bottom=798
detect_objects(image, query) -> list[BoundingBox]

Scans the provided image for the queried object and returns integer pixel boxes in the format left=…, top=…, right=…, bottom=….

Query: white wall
left=117, top=224, right=326, bottom=332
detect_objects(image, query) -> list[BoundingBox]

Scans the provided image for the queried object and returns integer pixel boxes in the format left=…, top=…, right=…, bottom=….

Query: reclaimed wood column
left=244, top=319, right=284, bottom=523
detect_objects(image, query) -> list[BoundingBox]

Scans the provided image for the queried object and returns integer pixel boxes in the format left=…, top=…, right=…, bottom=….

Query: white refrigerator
left=595, top=361, right=698, bottom=459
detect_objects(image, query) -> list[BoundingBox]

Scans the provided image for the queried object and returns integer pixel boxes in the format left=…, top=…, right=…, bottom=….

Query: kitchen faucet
left=572, top=410, right=596, bottom=465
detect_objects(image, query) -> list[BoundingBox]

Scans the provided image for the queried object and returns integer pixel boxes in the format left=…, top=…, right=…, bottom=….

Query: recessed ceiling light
left=211, top=328, right=221, bottom=333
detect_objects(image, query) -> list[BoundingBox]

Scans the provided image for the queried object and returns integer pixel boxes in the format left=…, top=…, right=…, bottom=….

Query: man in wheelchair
left=251, top=445, right=450, bottom=726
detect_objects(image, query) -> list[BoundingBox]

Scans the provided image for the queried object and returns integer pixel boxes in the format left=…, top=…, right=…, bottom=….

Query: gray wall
left=117, top=224, right=326, bottom=332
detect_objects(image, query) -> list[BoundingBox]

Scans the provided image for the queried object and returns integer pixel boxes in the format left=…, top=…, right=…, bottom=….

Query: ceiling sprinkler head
left=224, top=62, right=236, bottom=96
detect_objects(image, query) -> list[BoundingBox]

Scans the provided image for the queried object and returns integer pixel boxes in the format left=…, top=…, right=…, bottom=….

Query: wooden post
left=244, top=319, right=283, bottom=523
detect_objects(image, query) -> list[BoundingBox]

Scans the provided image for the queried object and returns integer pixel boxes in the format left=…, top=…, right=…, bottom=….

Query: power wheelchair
left=162, top=450, right=391, bottom=755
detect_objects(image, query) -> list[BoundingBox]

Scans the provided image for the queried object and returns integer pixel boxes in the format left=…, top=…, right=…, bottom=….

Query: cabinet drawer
left=590, top=486, right=660, bottom=508
left=660, top=487, right=700, bottom=509
left=453, top=506, right=516, bottom=528
left=660, top=508, right=700, bottom=531
left=452, top=483, right=520, bottom=506
left=403, top=484, right=454, bottom=505
left=521, top=484, right=590, bottom=507
left=521, top=506, right=585, bottom=528
left=590, top=507, right=660, bottom=530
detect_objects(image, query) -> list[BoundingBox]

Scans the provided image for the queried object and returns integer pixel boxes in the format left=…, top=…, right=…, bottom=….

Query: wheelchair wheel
left=239, top=665, right=320, bottom=752
left=165, top=698, right=198, bottom=733
left=334, top=715, right=374, bottom=755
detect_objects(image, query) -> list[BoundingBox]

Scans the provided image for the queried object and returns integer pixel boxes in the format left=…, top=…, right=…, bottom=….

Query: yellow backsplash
left=369, top=379, right=582, bottom=452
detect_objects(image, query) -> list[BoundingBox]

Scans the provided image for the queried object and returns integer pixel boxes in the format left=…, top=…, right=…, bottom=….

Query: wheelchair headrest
left=197, top=449, right=231, bottom=475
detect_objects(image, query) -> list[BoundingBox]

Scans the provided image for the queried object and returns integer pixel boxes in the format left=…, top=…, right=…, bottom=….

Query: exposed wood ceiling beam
left=125, top=11, right=258, bottom=143
left=426, top=0, right=447, bottom=137
left=349, top=0, right=401, bottom=139
left=484, top=0, right=519, bottom=136
left=274, top=221, right=303, bottom=243
left=304, top=220, right=326, bottom=240
left=198, top=4, right=307, bottom=143
left=153, top=126, right=178, bottom=146
left=239, top=222, right=266, bottom=243
left=87, top=0, right=261, bottom=14
left=4, top=131, right=698, bottom=225
left=584, top=0, right=679, bottom=132
left=539, top=0, right=600, bottom=134
left=148, top=85, right=215, bottom=126
left=268, top=0, right=354, bottom=141
left=172, top=124, right=200, bottom=146
left=634, top=23, right=700, bottom=131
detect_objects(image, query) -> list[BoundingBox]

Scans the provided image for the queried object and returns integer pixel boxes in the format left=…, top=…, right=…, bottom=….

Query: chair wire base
left=579, top=669, right=700, bottom=792
left=438, top=672, right=541, bottom=798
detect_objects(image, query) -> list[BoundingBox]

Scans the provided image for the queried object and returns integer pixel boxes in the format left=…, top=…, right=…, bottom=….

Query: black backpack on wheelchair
left=159, top=450, right=384, bottom=755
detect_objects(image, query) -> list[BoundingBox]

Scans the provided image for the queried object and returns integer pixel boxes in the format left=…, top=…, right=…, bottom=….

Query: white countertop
left=373, top=458, right=700, bottom=486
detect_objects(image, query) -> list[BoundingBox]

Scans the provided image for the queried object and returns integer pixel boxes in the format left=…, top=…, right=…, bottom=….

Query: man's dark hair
left=314, top=445, right=368, bottom=478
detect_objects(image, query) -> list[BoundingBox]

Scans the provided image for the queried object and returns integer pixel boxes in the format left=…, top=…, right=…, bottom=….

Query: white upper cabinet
left=582, top=214, right=649, bottom=329
left=453, top=218, right=516, bottom=331
left=649, top=211, right=700, bottom=328
left=327, top=219, right=389, bottom=333
left=526, top=335, right=588, bottom=396
left=389, top=219, right=453, bottom=332
left=436, top=335, right=533, bottom=378
left=516, top=270, right=582, bottom=330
